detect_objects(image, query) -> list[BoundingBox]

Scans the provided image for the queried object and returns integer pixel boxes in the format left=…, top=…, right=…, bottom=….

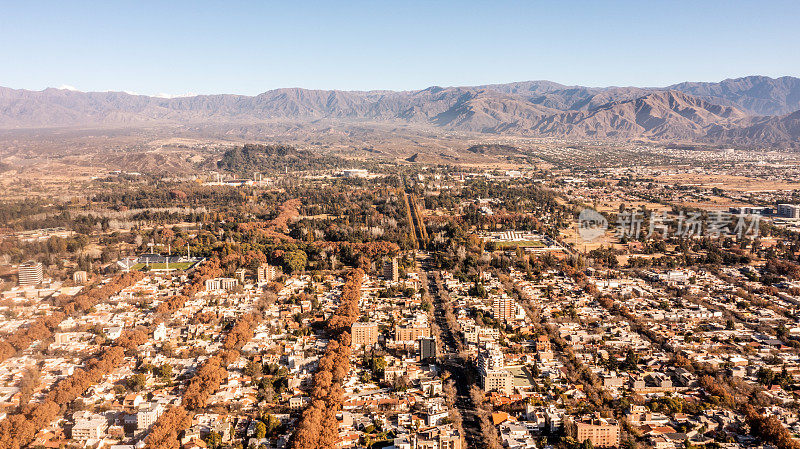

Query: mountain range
left=1, top=75, right=799, bottom=148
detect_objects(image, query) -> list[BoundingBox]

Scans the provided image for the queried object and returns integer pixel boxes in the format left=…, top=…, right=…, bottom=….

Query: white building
left=205, top=277, right=238, bottom=291
left=72, top=411, right=108, bottom=441
left=18, top=261, right=43, bottom=286
left=137, top=402, right=165, bottom=430
left=153, top=323, right=168, bottom=341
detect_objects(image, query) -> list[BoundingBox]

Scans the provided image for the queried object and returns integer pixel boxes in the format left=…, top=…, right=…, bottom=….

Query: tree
left=204, top=431, right=222, bottom=449
left=263, top=413, right=281, bottom=436
left=284, top=250, right=308, bottom=273
left=155, top=364, right=172, bottom=381
left=255, top=421, right=267, bottom=439
left=127, top=373, right=147, bottom=391
left=245, top=359, right=263, bottom=378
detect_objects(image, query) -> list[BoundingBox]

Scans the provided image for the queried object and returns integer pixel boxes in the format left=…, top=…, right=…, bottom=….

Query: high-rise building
left=778, top=204, right=800, bottom=219
left=18, top=261, right=43, bottom=286
left=351, top=322, right=379, bottom=348
left=478, top=345, right=513, bottom=394
left=492, top=296, right=516, bottom=323
left=383, top=257, right=399, bottom=282
left=418, top=336, right=436, bottom=361
left=73, top=270, right=88, bottom=285
left=257, top=264, right=278, bottom=284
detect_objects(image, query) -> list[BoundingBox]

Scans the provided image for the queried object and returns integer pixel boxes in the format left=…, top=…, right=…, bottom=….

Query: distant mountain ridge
left=1, top=76, right=799, bottom=147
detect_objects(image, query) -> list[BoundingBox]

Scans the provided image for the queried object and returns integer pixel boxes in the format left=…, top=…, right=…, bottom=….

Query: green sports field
left=132, top=262, right=196, bottom=270
left=495, top=240, right=546, bottom=249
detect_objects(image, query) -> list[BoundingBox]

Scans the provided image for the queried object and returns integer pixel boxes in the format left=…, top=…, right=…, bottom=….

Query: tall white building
left=492, top=296, right=516, bottom=323
left=257, top=264, right=278, bottom=284
left=204, top=277, right=238, bottom=291
left=478, top=345, right=513, bottom=395
left=18, top=261, right=43, bottom=286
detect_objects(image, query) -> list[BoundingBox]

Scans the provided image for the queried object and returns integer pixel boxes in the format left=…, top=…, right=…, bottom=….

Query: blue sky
left=0, top=0, right=798, bottom=96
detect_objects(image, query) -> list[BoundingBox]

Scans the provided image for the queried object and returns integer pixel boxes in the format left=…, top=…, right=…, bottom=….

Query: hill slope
left=1, top=76, right=799, bottom=147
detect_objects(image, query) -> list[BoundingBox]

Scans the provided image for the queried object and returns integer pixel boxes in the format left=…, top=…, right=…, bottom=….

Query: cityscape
left=2, top=2, right=800, bottom=449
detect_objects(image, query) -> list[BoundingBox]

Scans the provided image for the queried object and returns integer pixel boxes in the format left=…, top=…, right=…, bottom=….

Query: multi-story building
left=565, top=414, right=621, bottom=448
left=418, top=336, right=436, bottom=361
left=492, top=296, right=516, bottom=323
left=478, top=346, right=513, bottom=395
left=351, top=322, right=379, bottom=348
left=257, top=264, right=279, bottom=283
left=383, top=257, right=399, bottom=282
left=396, top=323, right=430, bottom=342
left=778, top=204, right=800, bottom=219
left=18, top=261, right=43, bottom=286
left=136, top=402, right=165, bottom=431
left=71, top=412, right=108, bottom=441
left=204, top=277, right=238, bottom=291
left=72, top=270, right=88, bottom=284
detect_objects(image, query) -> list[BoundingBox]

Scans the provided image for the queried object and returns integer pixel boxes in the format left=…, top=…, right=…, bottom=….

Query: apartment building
left=395, top=323, right=430, bottom=342
left=492, top=296, right=516, bottom=323
left=383, top=258, right=399, bottom=282
left=71, top=412, right=108, bottom=441
left=204, top=277, right=238, bottom=291
left=257, top=264, right=279, bottom=283
left=565, top=414, right=621, bottom=448
left=18, top=261, right=43, bottom=286
left=351, top=322, right=379, bottom=348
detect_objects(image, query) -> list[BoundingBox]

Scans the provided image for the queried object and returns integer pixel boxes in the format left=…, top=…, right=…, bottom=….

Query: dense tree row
left=57, top=271, right=146, bottom=316
left=291, top=269, right=364, bottom=449
left=147, top=312, right=261, bottom=447
left=182, top=355, right=228, bottom=410
left=0, top=271, right=144, bottom=364
left=143, top=405, right=191, bottom=449
left=216, top=144, right=348, bottom=176
left=745, top=404, right=800, bottom=449
left=0, top=313, right=64, bottom=363
left=0, top=328, right=145, bottom=449
left=155, top=295, right=190, bottom=314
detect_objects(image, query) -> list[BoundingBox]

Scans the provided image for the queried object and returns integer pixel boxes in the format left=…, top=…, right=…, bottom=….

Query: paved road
left=422, top=258, right=487, bottom=448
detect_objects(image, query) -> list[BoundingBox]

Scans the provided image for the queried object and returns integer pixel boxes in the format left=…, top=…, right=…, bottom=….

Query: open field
left=131, top=262, right=196, bottom=271
left=656, top=173, right=800, bottom=192
left=495, top=240, right=546, bottom=249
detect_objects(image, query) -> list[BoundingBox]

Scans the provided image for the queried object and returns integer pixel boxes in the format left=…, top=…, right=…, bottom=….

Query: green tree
left=127, top=373, right=147, bottom=391
left=204, top=431, right=222, bottom=449
left=284, top=250, right=307, bottom=273
left=255, top=421, right=267, bottom=439
left=155, top=364, right=172, bottom=380
left=263, top=414, right=281, bottom=436
left=245, top=359, right=263, bottom=378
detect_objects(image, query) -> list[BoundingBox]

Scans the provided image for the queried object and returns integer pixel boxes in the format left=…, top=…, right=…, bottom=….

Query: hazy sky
left=1, top=0, right=798, bottom=96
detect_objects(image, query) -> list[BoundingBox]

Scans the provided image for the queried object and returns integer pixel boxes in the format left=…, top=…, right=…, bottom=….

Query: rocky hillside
left=1, top=76, right=799, bottom=147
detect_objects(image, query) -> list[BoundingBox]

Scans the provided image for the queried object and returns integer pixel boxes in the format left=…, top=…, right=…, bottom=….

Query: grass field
left=496, top=240, right=546, bottom=249
left=132, top=262, right=196, bottom=270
